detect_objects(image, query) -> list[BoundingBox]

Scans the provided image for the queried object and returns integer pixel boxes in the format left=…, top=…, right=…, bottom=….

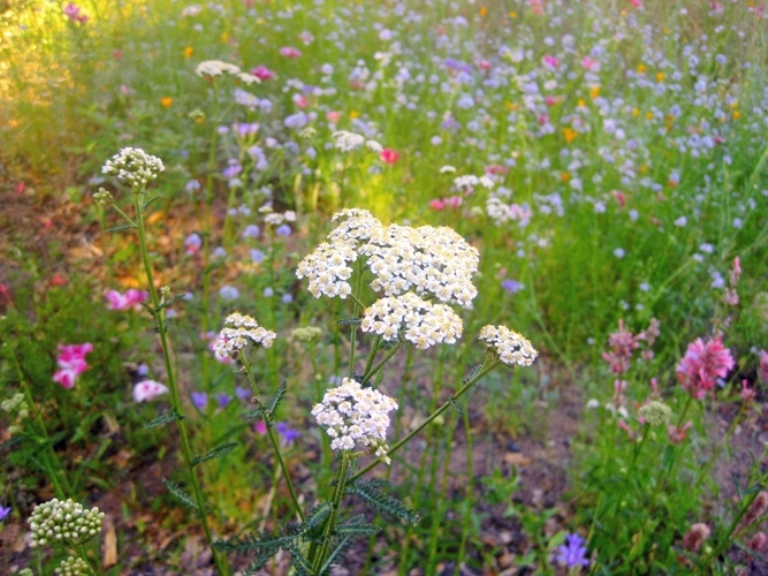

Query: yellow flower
left=656, top=72, right=665, bottom=83
left=509, top=10, right=517, bottom=17
left=577, top=99, right=586, bottom=108
left=349, top=110, right=360, bottom=120
left=632, top=107, right=640, bottom=117
left=184, top=46, right=194, bottom=59
left=590, top=85, right=600, bottom=99
left=221, top=32, right=229, bottom=44
left=505, top=101, right=519, bottom=111
left=637, top=63, right=646, bottom=74
left=733, top=110, right=741, bottom=120
left=479, top=6, right=488, bottom=16
left=160, top=97, right=173, bottom=108
left=645, top=111, right=654, bottom=121
left=639, top=165, right=648, bottom=174
left=561, top=171, right=570, bottom=183
left=563, top=128, right=577, bottom=143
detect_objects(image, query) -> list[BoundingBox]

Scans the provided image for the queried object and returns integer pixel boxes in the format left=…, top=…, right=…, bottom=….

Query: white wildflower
left=296, top=241, right=358, bottom=299
left=311, top=378, right=398, bottom=464
left=29, top=498, right=105, bottom=548
left=478, top=325, right=538, bottom=367
left=332, top=130, right=365, bottom=152
left=102, top=147, right=164, bottom=189
left=361, top=293, right=463, bottom=349
left=195, top=60, right=241, bottom=77
left=213, top=312, right=277, bottom=359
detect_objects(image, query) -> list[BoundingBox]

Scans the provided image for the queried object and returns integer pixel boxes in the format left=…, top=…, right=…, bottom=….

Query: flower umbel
left=102, top=147, right=165, bottom=189
left=55, top=556, right=89, bottom=576
left=478, top=326, right=538, bottom=366
left=29, top=498, right=104, bottom=547
left=312, top=378, right=398, bottom=463
left=213, top=312, right=277, bottom=359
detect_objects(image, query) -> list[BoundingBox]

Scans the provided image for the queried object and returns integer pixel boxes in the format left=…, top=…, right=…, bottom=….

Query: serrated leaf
left=462, top=363, right=483, bottom=385
left=191, top=441, right=238, bottom=466
left=244, top=551, right=274, bottom=576
left=144, top=409, right=184, bottom=429
left=321, top=535, right=353, bottom=573
left=335, top=516, right=379, bottom=536
left=162, top=478, right=200, bottom=513
left=450, top=398, right=465, bottom=415
left=336, top=318, right=361, bottom=326
left=285, top=540, right=316, bottom=576
left=106, top=223, right=138, bottom=234
left=268, top=381, right=287, bottom=414
left=156, top=294, right=186, bottom=312
left=302, top=503, right=333, bottom=534
left=143, top=196, right=161, bottom=210
left=212, top=530, right=300, bottom=556
left=345, top=480, right=420, bottom=525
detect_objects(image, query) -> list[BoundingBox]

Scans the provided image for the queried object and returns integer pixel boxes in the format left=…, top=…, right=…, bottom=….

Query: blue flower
left=276, top=422, right=301, bottom=444
left=501, top=279, right=525, bottom=294
left=0, top=505, right=11, bottom=521
left=555, top=533, right=589, bottom=568
left=191, top=392, right=208, bottom=410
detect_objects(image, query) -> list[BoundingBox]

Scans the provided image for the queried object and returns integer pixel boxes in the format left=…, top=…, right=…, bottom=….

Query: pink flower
left=253, top=421, right=267, bottom=434
left=326, top=110, right=341, bottom=123
left=429, top=199, right=446, bottom=210
left=667, top=421, right=693, bottom=444
left=676, top=336, right=734, bottom=399
left=292, top=94, right=308, bottom=108
left=53, top=343, right=93, bottom=389
left=602, top=320, right=640, bottom=374
left=759, top=350, right=768, bottom=383
left=279, top=47, right=301, bottom=59
left=63, top=3, right=89, bottom=23
left=729, top=256, right=741, bottom=287
left=106, top=289, right=148, bottom=311
left=629, top=0, right=644, bottom=8
left=740, top=380, right=756, bottom=403
left=250, top=65, right=275, bottom=81
left=133, top=380, right=169, bottom=402
left=545, top=95, right=557, bottom=107
left=581, top=57, right=600, bottom=71
left=542, top=55, right=559, bottom=70
left=444, top=196, right=463, bottom=208
left=477, top=59, right=491, bottom=71
left=380, top=148, right=400, bottom=165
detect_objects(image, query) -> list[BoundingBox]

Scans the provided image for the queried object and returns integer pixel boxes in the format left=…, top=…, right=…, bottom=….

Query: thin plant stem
left=695, top=402, right=748, bottom=489
left=350, top=359, right=499, bottom=483
left=311, top=452, right=351, bottom=572
left=130, top=189, right=231, bottom=576
left=362, top=340, right=405, bottom=382
left=74, top=543, right=100, bottom=576
left=608, top=423, right=651, bottom=538
left=242, top=356, right=305, bottom=523
left=655, top=395, right=694, bottom=491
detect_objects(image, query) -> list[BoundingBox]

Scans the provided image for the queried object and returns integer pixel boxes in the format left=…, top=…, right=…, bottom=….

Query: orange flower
left=184, top=46, right=194, bottom=59
left=590, top=85, right=600, bottom=99
left=563, top=128, right=577, bottom=143
left=160, top=97, right=173, bottom=108
left=479, top=6, right=488, bottom=16
left=561, top=171, right=570, bottom=183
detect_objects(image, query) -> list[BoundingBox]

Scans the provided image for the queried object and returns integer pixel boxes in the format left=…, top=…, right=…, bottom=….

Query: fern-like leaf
left=302, top=503, right=333, bottom=535
left=106, top=223, right=138, bottom=234
left=346, top=480, right=420, bottom=525
left=162, top=478, right=199, bottom=513
left=191, top=441, right=237, bottom=466
left=320, top=535, right=353, bottom=573
left=335, top=516, right=380, bottom=537
left=462, top=363, right=483, bottom=385
left=336, top=318, right=361, bottom=326
left=143, top=409, right=184, bottom=429
left=285, top=539, right=318, bottom=576
left=268, top=380, right=287, bottom=414
left=213, top=530, right=301, bottom=556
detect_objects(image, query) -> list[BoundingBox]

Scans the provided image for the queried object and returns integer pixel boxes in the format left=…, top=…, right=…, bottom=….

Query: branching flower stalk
left=99, top=149, right=230, bottom=576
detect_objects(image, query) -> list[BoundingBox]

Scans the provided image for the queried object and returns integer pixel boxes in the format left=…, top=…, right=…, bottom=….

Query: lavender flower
left=0, top=505, right=11, bottom=521
left=191, top=392, right=208, bottom=410
left=217, top=393, right=232, bottom=408
left=555, top=533, right=589, bottom=568
left=276, top=422, right=301, bottom=444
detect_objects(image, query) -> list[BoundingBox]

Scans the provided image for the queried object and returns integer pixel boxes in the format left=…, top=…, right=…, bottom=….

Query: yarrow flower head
left=555, top=532, right=589, bottom=569
left=102, top=148, right=164, bottom=189
left=332, top=130, right=366, bottom=152
left=212, top=312, right=277, bottom=360
left=195, top=60, right=241, bottom=77
left=29, top=498, right=105, bottom=547
left=676, top=336, right=735, bottom=399
left=361, top=293, right=463, bottom=349
left=55, top=556, right=89, bottom=576
left=311, top=378, right=398, bottom=464
left=638, top=400, right=672, bottom=426
left=479, top=326, right=538, bottom=367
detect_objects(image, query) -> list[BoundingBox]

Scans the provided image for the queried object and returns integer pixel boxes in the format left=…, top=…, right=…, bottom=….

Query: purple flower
left=0, top=505, right=11, bottom=521
left=276, top=422, right=301, bottom=444
left=555, top=533, right=589, bottom=568
left=275, top=224, right=291, bottom=237
left=217, top=393, right=232, bottom=408
left=191, top=392, right=208, bottom=410
left=242, top=224, right=261, bottom=238
left=501, top=279, right=525, bottom=294
left=235, top=386, right=250, bottom=401
left=250, top=249, right=265, bottom=263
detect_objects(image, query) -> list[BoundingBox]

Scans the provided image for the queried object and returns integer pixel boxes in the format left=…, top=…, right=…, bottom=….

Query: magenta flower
left=53, top=343, right=93, bottom=389
left=63, top=3, right=89, bottom=23
left=379, top=148, right=400, bottom=165
left=106, top=289, right=148, bottom=311
left=676, top=336, right=734, bottom=399
left=542, top=55, right=559, bottom=70
left=250, top=65, right=276, bottom=81
left=758, top=350, right=768, bottom=383
left=602, top=320, right=640, bottom=374
left=133, top=380, right=169, bottom=402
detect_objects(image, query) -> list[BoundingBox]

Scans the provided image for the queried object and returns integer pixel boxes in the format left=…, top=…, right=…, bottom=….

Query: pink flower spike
left=740, top=380, right=756, bottom=403
left=676, top=336, right=734, bottom=399
left=429, top=199, right=445, bottom=211
left=279, top=47, right=301, bottom=59
left=380, top=148, right=400, bottom=165
left=63, top=3, right=88, bottom=23
left=133, top=380, right=170, bottom=402
left=667, top=421, right=693, bottom=444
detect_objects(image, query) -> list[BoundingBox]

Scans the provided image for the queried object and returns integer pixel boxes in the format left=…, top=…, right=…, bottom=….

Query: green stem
left=131, top=190, right=230, bottom=576
left=350, top=359, right=499, bottom=483
left=312, top=453, right=351, bottom=573
left=362, top=340, right=405, bottom=382
left=74, top=543, right=100, bottom=576
left=241, top=356, right=305, bottom=522
left=608, top=423, right=651, bottom=538
left=656, top=395, right=694, bottom=491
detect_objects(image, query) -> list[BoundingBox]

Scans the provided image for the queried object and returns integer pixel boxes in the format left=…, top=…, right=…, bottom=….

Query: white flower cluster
left=311, top=378, right=398, bottom=463
left=264, top=210, right=297, bottom=226
left=56, top=556, right=89, bottom=576
left=102, top=147, right=165, bottom=189
left=486, top=197, right=516, bottom=225
left=212, top=312, right=277, bottom=359
left=237, top=72, right=260, bottom=85
left=360, top=224, right=479, bottom=307
left=453, top=174, right=495, bottom=193
left=297, top=210, right=480, bottom=308
left=29, top=498, right=104, bottom=547
left=195, top=60, right=241, bottom=77
left=331, top=131, right=382, bottom=153
left=478, top=326, right=538, bottom=367
left=361, top=293, right=463, bottom=349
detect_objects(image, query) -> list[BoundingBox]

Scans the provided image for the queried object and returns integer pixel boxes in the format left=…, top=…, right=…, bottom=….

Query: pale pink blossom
left=581, top=57, right=600, bottom=72
left=740, top=380, right=756, bottom=403
left=106, top=289, right=148, bottom=311
left=429, top=199, right=445, bottom=210
left=542, top=55, right=559, bottom=70
left=326, top=110, right=341, bottom=123
left=676, top=336, right=734, bottom=399
left=63, top=3, right=89, bottom=23
left=279, top=47, right=301, bottom=59
left=667, top=421, right=693, bottom=444
left=602, top=320, right=640, bottom=374
left=133, top=380, right=169, bottom=402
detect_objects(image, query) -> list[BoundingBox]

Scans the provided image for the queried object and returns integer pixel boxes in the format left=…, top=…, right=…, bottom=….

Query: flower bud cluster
left=478, top=325, right=538, bottom=367
left=638, top=400, right=672, bottom=426
left=213, top=312, right=277, bottom=359
left=29, top=498, right=104, bottom=547
left=195, top=60, right=241, bottom=77
left=56, top=556, right=89, bottom=576
left=2, top=392, right=29, bottom=435
left=290, top=326, right=323, bottom=343
left=102, top=147, right=165, bottom=189
left=312, top=378, right=397, bottom=464
left=361, top=293, right=463, bottom=350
